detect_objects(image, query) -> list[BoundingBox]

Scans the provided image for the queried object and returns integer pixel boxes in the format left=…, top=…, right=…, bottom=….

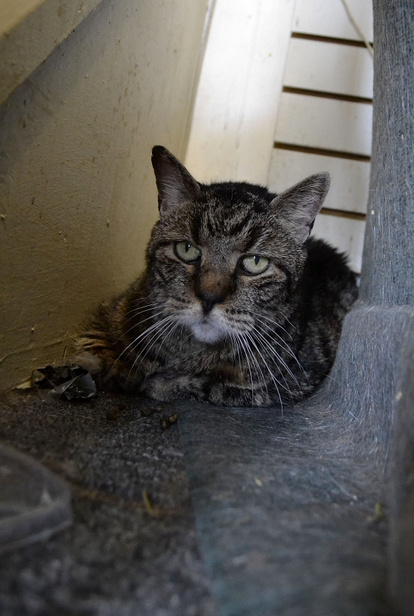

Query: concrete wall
left=0, top=0, right=208, bottom=390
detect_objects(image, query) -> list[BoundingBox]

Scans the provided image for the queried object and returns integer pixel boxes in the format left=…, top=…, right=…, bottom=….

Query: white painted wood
left=284, top=38, right=373, bottom=98
left=275, top=92, right=372, bottom=157
left=185, top=0, right=296, bottom=184
left=268, top=149, right=370, bottom=214
left=185, top=0, right=372, bottom=275
left=293, top=0, right=373, bottom=42
left=312, top=214, right=365, bottom=272
left=0, top=0, right=103, bottom=104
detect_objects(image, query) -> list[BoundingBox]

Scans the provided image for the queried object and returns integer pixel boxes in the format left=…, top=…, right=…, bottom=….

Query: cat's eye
left=240, top=255, right=270, bottom=275
left=174, top=240, right=202, bottom=263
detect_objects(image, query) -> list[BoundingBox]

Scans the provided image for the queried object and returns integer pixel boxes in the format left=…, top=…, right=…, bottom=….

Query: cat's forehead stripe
left=225, top=212, right=254, bottom=237
left=205, top=209, right=252, bottom=236
left=200, top=199, right=264, bottom=242
left=190, top=209, right=202, bottom=244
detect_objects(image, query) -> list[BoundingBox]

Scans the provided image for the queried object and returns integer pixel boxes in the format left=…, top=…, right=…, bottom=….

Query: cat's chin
left=191, top=322, right=227, bottom=344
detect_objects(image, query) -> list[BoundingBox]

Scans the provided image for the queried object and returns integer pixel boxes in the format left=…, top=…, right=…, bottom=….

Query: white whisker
left=238, top=332, right=273, bottom=407
left=245, top=331, right=288, bottom=409
left=252, top=326, right=301, bottom=387
left=119, top=309, right=167, bottom=340
left=258, top=313, right=293, bottom=338
left=255, top=319, right=304, bottom=373
left=123, top=302, right=161, bottom=321
left=113, top=315, right=174, bottom=367
left=243, top=332, right=270, bottom=404
left=127, top=316, right=178, bottom=383
left=233, top=333, right=255, bottom=407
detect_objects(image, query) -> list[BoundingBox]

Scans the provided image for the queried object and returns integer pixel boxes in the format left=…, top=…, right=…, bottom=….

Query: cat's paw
left=141, top=373, right=208, bottom=402
left=207, top=382, right=270, bottom=407
left=73, top=350, right=103, bottom=374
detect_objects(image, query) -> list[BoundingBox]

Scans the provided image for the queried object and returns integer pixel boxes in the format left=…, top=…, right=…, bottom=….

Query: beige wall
left=0, top=0, right=208, bottom=390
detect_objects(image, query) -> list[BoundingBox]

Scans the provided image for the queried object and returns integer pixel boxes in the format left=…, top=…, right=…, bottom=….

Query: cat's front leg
left=205, top=365, right=270, bottom=407
left=141, top=368, right=271, bottom=407
left=207, top=381, right=270, bottom=408
left=141, top=372, right=209, bottom=403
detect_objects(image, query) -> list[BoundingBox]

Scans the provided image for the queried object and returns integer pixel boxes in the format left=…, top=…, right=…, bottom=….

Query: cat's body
left=78, top=146, right=357, bottom=407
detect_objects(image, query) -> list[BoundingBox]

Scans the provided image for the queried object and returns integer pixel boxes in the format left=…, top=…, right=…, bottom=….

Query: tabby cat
left=77, top=146, right=357, bottom=407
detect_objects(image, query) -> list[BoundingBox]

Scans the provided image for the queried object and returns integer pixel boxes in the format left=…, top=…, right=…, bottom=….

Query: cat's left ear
left=151, top=145, right=201, bottom=216
left=270, top=173, right=330, bottom=243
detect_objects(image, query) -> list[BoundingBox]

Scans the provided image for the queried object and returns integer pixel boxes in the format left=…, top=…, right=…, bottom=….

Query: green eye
left=241, top=255, right=270, bottom=275
left=174, top=241, right=201, bottom=263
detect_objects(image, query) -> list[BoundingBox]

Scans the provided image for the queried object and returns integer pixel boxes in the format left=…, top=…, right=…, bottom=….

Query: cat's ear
left=270, top=173, right=330, bottom=243
left=151, top=146, right=201, bottom=216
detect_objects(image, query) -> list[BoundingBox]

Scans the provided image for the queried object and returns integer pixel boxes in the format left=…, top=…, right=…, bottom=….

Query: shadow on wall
left=0, top=0, right=208, bottom=391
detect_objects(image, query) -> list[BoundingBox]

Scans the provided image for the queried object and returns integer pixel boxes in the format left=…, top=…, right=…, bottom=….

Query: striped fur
left=77, top=146, right=357, bottom=407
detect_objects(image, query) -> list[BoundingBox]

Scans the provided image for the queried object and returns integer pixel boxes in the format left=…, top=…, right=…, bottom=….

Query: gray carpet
left=0, top=389, right=392, bottom=616
left=0, top=2, right=412, bottom=614
left=0, top=390, right=217, bottom=616
left=178, top=399, right=391, bottom=616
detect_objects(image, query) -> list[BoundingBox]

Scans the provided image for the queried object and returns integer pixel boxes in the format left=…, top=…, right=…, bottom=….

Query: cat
left=77, top=145, right=358, bottom=407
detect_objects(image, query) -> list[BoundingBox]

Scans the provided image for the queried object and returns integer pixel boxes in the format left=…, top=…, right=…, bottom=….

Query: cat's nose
left=194, top=269, right=235, bottom=314
left=197, top=291, right=224, bottom=315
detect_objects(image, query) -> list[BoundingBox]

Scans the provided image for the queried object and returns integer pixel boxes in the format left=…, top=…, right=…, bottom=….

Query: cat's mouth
left=175, top=303, right=230, bottom=344
left=179, top=308, right=228, bottom=344
left=190, top=316, right=227, bottom=344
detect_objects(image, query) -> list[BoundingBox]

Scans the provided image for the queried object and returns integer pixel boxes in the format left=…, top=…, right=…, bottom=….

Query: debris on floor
left=31, top=365, right=97, bottom=401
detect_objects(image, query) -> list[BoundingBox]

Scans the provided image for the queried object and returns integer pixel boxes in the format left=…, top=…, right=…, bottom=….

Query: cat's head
left=146, top=146, right=329, bottom=344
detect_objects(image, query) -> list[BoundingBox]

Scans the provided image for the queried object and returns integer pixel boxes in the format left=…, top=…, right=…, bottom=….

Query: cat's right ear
left=151, top=146, right=201, bottom=216
left=269, top=173, right=330, bottom=243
